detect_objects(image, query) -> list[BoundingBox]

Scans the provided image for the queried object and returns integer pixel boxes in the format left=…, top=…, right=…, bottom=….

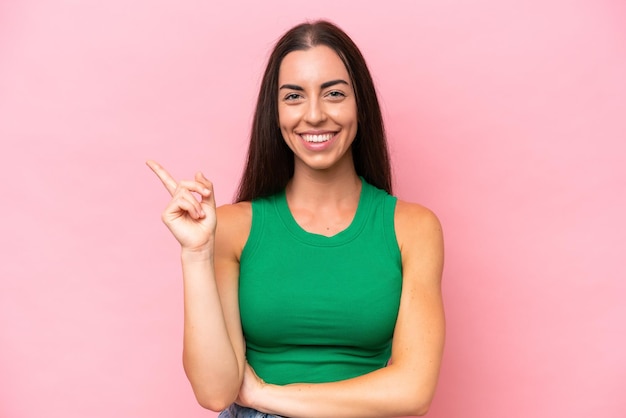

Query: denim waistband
left=218, top=403, right=286, bottom=418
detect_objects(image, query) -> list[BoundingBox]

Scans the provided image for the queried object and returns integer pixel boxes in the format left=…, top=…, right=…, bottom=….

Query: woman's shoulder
left=393, top=200, right=444, bottom=289
left=217, top=201, right=252, bottom=220
left=393, top=199, right=443, bottom=253
left=394, top=199, right=440, bottom=226
left=215, top=202, right=252, bottom=259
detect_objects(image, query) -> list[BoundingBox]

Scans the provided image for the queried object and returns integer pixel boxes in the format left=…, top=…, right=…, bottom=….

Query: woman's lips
left=299, top=132, right=336, bottom=143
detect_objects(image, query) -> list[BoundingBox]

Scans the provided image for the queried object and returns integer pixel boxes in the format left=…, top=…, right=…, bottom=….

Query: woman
left=147, top=20, right=445, bottom=418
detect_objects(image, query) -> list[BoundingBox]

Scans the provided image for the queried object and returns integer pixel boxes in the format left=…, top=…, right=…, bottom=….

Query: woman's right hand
left=146, top=160, right=217, bottom=251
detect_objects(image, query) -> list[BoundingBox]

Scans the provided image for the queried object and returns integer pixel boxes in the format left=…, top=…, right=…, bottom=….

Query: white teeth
left=301, top=133, right=334, bottom=143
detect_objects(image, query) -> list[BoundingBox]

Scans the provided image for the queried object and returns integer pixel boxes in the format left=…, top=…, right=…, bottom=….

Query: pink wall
left=1, top=1, right=624, bottom=417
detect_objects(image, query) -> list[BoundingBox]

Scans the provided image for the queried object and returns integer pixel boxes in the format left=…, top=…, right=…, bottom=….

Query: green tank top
left=239, top=178, right=402, bottom=385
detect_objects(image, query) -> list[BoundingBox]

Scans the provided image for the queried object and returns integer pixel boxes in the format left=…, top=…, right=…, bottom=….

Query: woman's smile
left=299, top=132, right=336, bottom=143
left=297, top=130, right=340, bottom=152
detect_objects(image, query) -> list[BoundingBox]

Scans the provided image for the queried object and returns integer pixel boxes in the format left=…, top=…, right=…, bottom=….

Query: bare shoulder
left=216, top=201, right=252, bottom=225
left=394, top=200, right=444, bottom=283
left=215, top=202, right=252, bottom=261
left=394, top=200, right=443, bottom=244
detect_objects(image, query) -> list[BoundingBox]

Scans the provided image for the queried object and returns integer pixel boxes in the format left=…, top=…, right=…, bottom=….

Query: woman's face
left=277, top=45, right=358, bottom=173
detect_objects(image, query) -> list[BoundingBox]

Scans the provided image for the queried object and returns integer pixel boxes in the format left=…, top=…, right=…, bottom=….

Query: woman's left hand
left=236, top=363, right=266, bottom=409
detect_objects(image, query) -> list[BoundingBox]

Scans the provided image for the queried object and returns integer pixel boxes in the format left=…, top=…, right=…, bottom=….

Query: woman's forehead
left=278, top=45, right=351, bottom=85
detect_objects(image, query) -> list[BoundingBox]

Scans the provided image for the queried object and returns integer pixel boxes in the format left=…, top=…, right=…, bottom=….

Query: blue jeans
left=218, top=403, right=286, bottom=418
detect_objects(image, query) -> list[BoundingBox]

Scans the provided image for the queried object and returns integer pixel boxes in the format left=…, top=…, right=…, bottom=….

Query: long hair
left=235, top=20, right=392, bottom=202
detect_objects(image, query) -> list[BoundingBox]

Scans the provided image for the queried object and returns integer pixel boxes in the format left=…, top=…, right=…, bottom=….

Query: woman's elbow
left=399, top=397, right=432, bottom=417
left=410, top=399, right=432, bottom=416
left=195, top=391, right=237, bottom=413
left=190, top=380, right=239, bottom=413
left=183, top=364, right=241, bottom=412
left=401, top=385, right=436, bottom=416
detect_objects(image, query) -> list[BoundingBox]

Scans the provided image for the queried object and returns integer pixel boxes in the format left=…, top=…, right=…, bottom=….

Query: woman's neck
left=286, top=160, right=361, bottom=207
left=284, top=158, right=362, bottom=237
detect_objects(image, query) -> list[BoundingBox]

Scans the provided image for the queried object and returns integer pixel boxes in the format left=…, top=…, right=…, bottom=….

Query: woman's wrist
left=180, top=244, right=214, bottom=263
left=238, top=364, right=272, bottom=413
left=248, top=380, right=271, bottom=412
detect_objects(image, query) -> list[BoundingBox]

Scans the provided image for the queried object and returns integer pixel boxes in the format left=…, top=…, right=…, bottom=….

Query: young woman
left=147, top=20, right=445, bottom=418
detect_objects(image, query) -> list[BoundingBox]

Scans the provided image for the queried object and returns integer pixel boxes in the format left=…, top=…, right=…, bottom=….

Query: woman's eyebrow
left=279, top=79, right=350, bottom=91
left=279, top=84, right=304, bottom=91
left=320, top=79, right=349, bottom=89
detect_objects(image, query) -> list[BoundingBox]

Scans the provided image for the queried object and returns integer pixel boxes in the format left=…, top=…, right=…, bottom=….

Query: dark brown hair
left=235, top=20, right=392, bottom=202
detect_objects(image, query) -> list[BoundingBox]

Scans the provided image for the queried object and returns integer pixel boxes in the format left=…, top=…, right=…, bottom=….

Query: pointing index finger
left=146, top=160, right=178, bottom=195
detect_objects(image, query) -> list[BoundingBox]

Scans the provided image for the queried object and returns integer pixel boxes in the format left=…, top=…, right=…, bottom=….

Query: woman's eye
left=327, top=90, right=346, bottom=99
left=284, top=93, right=301, bottom=101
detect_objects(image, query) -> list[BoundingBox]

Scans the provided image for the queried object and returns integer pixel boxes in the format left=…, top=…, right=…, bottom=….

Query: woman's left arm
left=238, top=201, right=445, bottom=418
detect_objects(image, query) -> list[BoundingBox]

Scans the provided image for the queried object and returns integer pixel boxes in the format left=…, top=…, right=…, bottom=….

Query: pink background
left=1, top=1, right=625, bottom=417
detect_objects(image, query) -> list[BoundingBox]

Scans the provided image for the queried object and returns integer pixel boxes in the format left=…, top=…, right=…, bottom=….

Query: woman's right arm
left=146, top=161, right=248, bottom=411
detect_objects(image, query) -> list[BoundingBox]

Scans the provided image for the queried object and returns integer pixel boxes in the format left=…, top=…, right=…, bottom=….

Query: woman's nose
left=303, top=98, right=327, bottom=125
